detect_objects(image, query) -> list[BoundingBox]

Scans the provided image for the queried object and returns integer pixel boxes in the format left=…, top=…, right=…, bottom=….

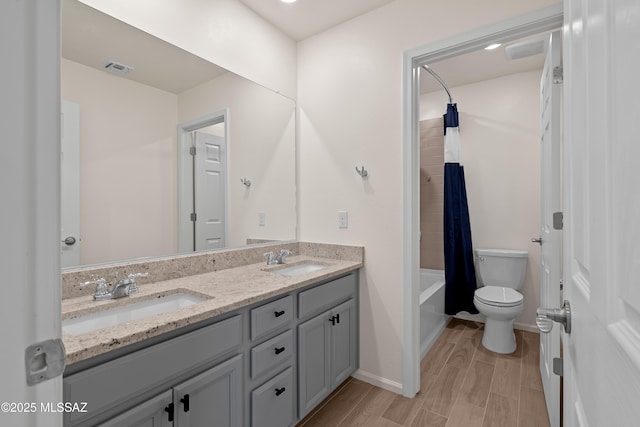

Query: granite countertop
left=62, top=255, right=362, bottom=366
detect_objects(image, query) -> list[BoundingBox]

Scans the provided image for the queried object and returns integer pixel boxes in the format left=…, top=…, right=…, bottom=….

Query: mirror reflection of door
left=61, top=100, right=81, bottom=267
left=178, top=114, right=228, bottom=254
left=192, top=129, right=227, bottom=251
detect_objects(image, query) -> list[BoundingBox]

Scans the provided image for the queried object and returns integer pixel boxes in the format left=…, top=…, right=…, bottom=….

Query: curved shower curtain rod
left=421, top=65, right=454, bottom=104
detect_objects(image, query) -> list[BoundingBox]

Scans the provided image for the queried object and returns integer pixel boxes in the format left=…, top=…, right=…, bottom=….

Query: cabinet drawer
left=64, top=315, right=242, bottom=426
left=251, top=295, right=293, bottom=340
left=251, top=367, right=294, bottom=427
left=251, top=330, right=293, bottom=379
left=298, top=274, right=356, bottom=319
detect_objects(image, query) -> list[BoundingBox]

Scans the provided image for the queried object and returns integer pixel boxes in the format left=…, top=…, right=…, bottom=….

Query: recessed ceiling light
left=484, top=43, right=502, bottom=50
left=281, top=0, right=297, bottom=3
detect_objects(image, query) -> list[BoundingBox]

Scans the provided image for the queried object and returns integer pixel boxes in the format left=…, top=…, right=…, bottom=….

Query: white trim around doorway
left=401, top=3, right=564, bottom=397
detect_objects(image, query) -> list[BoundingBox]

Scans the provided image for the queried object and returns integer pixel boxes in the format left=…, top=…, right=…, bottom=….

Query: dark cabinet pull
left=329, top=316, right=336, bottom=326
left=275, top=387, right=286, bottom=396
left=336, top=313, right=340, bottom=324
left=165, top=403, right=174, bottom=422
left=274, top=346, right=285, bottom=355
left=180, top=394, right=190, bottom=412
left=274, top=310, right=285, bottom=317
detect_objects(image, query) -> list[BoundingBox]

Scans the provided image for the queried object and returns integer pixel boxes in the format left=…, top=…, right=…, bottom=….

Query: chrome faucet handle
left=80, top=277, right=110, bottom=300
left=277, top=249, right=292, bottom=264
left=125, top=272, right=149, bottom=294
left=264, top=252, right=276, bottom=265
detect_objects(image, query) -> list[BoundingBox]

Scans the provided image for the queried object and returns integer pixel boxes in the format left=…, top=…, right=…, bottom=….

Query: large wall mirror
left=60, top=0, right=296, bottom=268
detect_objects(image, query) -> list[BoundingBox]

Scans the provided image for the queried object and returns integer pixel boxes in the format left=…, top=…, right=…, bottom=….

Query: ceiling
left=63, top=0, right=554, bottom=98
left=238, top=0, right=396, bottom=41
left=62, top=0, right=228, bottom=94
left=237, top=0, right=553, bottom=96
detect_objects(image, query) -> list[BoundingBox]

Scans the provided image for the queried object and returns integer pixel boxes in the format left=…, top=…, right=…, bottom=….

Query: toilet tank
left=474, top=248, right=528, bottom=290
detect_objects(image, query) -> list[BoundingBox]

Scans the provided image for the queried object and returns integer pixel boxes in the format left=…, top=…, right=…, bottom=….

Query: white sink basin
left=63, top=293, right=206, bottom=335
left=274, top=262, right=327, bottom=276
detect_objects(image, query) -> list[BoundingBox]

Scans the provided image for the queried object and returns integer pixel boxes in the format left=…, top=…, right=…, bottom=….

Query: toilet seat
left=475, top=286, right=523, bottom=307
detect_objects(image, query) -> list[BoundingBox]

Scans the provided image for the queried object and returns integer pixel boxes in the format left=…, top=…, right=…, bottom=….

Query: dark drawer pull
left=165, top=403, right=174, bottom=422
left=180, top=394, right=190, bottom=412
left=274, top=310, right=285, bottom=317
left=275, top=387, right=286, bottom=396
left=274, top=346, right=285, bottom=355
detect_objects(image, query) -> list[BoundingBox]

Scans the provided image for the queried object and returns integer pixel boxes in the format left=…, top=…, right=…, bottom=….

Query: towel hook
left=240, top=178, right=252, bottom=187
left=355, top=166, right=368, bottom=178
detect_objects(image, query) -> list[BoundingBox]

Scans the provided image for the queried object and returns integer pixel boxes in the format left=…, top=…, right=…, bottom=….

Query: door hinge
left=189, top=146, right=196, bottom=156
left=553, top=357, right=563, bottom=376
left=560, top=279, right=564, bottom=291
left=553, top=211, right=563, bottom=230
left=25, top=339, right=66, bottom=386
left=553, top=65, right=563, bottom=84
left=190, top=212, right=197, bottom=222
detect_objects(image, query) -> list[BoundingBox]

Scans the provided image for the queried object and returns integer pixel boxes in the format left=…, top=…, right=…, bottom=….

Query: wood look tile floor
left=297, top=319, right=551, bottom=427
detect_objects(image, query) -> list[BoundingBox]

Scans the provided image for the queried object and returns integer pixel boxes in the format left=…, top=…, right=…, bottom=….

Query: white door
left=194, top=131, right=227, bottom=250
left=1, top=1, right=63, bottom=425
left=61, top=100, right=81, bottom=267
left=562, top=0, right=640, bottom=425
left=538, top=30, right=562, bottom=427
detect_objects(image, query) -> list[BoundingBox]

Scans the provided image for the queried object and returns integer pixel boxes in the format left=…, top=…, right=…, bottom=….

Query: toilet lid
left=475, top=286, right=523, bottom=307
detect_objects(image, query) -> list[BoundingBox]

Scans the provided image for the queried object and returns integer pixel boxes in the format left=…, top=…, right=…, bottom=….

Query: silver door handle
left=531, top=237, right=543, bottom=244
left=537, top=300, right=571, bottom=334
left=62, top=236, right=76, bottom=246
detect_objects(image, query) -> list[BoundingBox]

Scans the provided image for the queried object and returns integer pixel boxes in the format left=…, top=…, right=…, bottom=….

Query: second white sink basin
left=63, top=293, right=206, bottom=335
left=274, top=262, right=327, bottom=276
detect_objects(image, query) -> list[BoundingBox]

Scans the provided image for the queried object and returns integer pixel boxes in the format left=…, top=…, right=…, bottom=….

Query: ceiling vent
left=504, top=37, right=547, bottom=60
left=103, top=61, right=134, bottom=75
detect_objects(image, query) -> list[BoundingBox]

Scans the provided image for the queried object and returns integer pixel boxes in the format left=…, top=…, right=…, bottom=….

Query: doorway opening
left=401, top=2, right=563, bottom=404
left=178, top=110, right=229, bottom=253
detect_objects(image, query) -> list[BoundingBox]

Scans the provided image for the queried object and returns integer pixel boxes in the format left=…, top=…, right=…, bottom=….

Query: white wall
left=178, top=72, right=296, bottom=247
left=62, top=59, right=179, bottom=265
left=79, top=0, right=297, bottom=99
left=298, top=0, right=559, bottom=390
left=421, top=71, right=543, bottom=329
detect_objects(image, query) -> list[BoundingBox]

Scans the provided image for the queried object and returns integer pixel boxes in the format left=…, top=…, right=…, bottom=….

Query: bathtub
left=420, top=269, right=450, bottom=359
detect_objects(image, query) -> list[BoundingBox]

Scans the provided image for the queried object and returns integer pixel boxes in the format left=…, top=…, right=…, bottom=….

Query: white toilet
left=473, top=248, right=528, bottom=354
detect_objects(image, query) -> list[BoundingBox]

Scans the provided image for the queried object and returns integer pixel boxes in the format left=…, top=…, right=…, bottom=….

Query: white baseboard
left=454, top=312, right=485, bottom=322
left=514, top=322, right=539, bottom=333
left=351, top=369, right=403, bottom=395
left=453, top=315, right=538, bottom=334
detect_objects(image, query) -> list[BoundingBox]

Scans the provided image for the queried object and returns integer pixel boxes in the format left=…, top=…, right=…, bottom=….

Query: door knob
left=62, top=236, right=76, bottom=246
left=537, top=300, right=571, bottom=334
left=531, top=236, right=543, bottom=245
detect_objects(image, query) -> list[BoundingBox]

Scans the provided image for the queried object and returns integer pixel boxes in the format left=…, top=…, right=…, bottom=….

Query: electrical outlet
left=338, top=211, right=348, bottom=229
left=258, top=211, right=266, bottom=226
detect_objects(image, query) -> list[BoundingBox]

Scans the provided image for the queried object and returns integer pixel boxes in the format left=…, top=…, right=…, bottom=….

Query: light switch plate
left=338, top=211, right=348, bottom=229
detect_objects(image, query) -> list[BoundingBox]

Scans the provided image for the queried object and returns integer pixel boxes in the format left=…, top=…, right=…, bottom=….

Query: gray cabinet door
left=297, top=310, right=331, bottom=418
left=173, top=354, right=243, bottom=427
left=330, top=299, right=356, bottom=388
left=98, top=391, right=173, bottom=427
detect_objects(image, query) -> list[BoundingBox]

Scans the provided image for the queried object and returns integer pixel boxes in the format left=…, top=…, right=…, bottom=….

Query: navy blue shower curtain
left=443, top=104, right=478, bottom=315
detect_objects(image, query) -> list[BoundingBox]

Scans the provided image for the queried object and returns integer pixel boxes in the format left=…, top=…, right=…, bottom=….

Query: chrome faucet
left=80, top=277, right=111, bottom=301
left=116, top=272, right=148, bottom=295
left=80, top=272, right=149, bottom=301
left=276, top=249, right=292, bottom=264
left=264, top=252, right=278, bottom=265
left=264, top=249, right=293, bottom=265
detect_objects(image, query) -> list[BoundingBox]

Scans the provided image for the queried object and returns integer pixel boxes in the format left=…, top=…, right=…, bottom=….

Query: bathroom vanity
left=61, top=243, right=362, bottom=427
